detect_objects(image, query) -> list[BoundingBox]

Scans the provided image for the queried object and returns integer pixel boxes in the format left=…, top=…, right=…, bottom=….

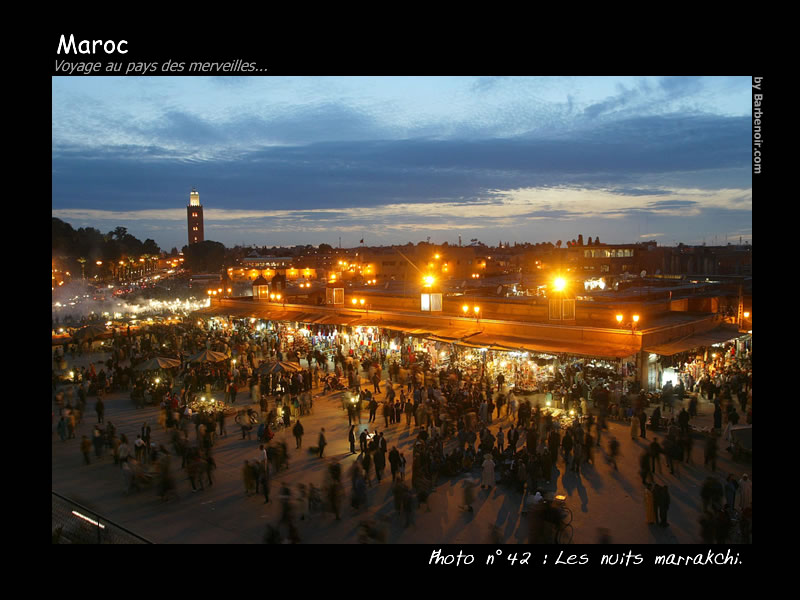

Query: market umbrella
left=186, top=349, right=229, bottom=363
left=133, top=356, right=182, bottom=371
left=258, top=360, right=303, bottom=375
left=72, top=324, right=107, bottom=341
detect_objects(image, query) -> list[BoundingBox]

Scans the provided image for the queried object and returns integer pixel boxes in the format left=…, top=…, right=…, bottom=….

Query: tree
left=142, top=238, right=161, bottom=255
left=318, top=243, right=333, bottom=252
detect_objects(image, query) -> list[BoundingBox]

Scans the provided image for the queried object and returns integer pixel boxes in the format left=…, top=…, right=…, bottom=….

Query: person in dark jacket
left=374, top=447, right=386, bottom=482
left=359, top=429, right=368, bottom=455
left=348, top=425, right=356, bottom=454
left=561, top=431, right=573, bottom=467
left=389, top=446, right=401, bottom=482
left=317, top=428, right=327, bottom=458
left=292, top=420, right=304, bottom=449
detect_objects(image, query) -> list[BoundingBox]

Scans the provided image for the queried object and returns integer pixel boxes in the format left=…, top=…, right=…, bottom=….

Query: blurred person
left=736, top=473, right=752, bottom=513
left=92, top=425, right=104, bottom=457
left=653, top=482, right=670, bottom=527
left=704, top=432, right=718, bottom=472
left=607, top=436, right=620, bottom=470
left=317, top=428, right=327, bottom=458
left=460, top=478, right=478, bottom=513
left=95, top=396, right=104, bottom=424
left=242, top=460, right=256, bottom=496
left=80, top=435, right=92, bottom=465
left=649, top=437, right=663, bottom=474
left=701, top=475, right=724, bottom=512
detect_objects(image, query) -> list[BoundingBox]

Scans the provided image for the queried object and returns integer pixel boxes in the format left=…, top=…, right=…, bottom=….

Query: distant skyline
left=52, top=76, right=753, bottom=251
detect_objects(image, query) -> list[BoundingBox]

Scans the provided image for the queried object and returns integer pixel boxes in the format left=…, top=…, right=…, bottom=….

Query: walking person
left=95, top=397, right=105, bottom=424
left=653, top=482, right=670, bottom=527
left=317, top=428, right=327, bottom=458
left=389, top=446, right=401, bottom=483
left=80, top=435, right=92, bottom=465
left=649, top=437, right=663, bottom=475
left=607, top=436, right=620, bottom=470
left=292, top=419, right=304, bottom=450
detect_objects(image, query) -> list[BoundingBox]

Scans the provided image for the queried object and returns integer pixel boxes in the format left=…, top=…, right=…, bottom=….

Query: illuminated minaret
left=187, top=188, right=204, bottom=245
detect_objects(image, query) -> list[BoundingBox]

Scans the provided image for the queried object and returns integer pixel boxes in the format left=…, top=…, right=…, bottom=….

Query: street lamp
left=461, top=304, right=480, bottom=322
left=616, top=314, right=623, bottom=325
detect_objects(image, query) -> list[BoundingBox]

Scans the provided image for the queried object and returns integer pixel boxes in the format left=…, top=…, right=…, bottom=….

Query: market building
left=192, top=273, right=751, bottom=395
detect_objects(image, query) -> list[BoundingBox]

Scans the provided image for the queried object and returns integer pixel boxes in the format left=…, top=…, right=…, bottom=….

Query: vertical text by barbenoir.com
left=753, top=76, right=762, bottom=174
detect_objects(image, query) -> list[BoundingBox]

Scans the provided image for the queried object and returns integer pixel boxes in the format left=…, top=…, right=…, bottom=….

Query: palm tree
left=77, top=257, right=87, bottom=281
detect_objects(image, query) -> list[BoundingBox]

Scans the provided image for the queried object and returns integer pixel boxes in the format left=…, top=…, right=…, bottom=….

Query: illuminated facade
left=187, top=188, right=204, bottom=245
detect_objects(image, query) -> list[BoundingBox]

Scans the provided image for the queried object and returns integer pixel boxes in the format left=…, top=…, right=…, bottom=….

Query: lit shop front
left=643, top=325, right=751, bottom=391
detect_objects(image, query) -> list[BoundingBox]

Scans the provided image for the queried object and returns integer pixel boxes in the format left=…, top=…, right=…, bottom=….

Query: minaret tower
left=187, top=188, right=204, bottom=245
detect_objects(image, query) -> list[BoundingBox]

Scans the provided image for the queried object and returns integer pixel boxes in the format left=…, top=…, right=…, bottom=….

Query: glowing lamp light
left=546, top=400, right=551, bottom=407
left=553, top=277, right=566, bottom=292
left=351, top=298, right=358, bottom=305
left=359, top=298, right=365, bottom=306
left=632, top=314, right=640, bottom=324
left=462, top=305, right=469, bottom=314
left=616, top=314, right=623, bottom=324
left=743, top=312, right=750, bottom=318
left=569, top=409, right=575, bottom=416
left=473, top=306, right=480, bottom=314
left=423, top=275, right=435, bottom=287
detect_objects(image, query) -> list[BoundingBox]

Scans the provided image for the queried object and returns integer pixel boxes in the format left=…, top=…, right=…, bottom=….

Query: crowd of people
left=53, top=317, right=752, bottom=544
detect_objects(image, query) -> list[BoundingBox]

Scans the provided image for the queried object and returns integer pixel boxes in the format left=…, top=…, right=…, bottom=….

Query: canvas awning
left=310, top=314, right=363, bottom=326
left=458, top=332, right=639, bottom=360
left=644, top=326, right=744, bottom=356
left=192, top=305, right=255, bottom=318
left=423, top=328, right=481, bottom=343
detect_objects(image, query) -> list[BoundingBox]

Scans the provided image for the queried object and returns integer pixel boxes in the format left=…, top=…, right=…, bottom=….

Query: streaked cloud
left=52, top=76, right=753, bottom=248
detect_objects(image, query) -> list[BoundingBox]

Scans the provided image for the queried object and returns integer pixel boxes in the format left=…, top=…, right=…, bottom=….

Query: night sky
left=52, top=76, right=753, bottom=251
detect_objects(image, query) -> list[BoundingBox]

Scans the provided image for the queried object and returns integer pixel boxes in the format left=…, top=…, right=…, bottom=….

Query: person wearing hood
left=481, top=454, right=496, bottom=489
left=736, top=473, right=752, bottom=512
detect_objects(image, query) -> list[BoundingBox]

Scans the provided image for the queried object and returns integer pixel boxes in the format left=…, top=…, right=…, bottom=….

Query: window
left=548, top=298, right=562, bottom=320
left=562, top=299, right=576, bottom=320
left=601, top=264, right=610, bottom=273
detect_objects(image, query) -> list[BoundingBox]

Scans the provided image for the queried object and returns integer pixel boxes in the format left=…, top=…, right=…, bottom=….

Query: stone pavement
left=52, top=353, right=752, bottom=544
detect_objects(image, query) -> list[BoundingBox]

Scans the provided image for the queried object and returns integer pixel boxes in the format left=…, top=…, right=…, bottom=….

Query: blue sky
left=52, top=76, right=753, bottom=250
